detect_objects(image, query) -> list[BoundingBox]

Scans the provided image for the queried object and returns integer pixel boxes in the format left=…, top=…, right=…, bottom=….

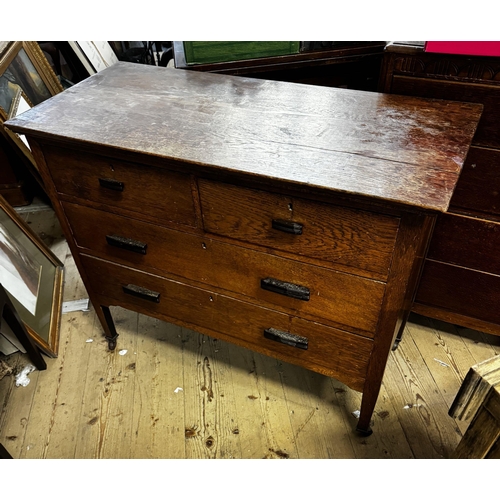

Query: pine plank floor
left=2, top=206, right=500, bottom=459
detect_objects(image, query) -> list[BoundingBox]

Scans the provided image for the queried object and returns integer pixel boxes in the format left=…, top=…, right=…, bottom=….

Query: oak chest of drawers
left=379, top=42, right=500, bottom=336
left=5, top=62, right=481, bottom=435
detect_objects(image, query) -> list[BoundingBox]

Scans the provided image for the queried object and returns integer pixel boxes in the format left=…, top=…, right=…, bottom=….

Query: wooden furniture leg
left=99, top=305, right=119, bottom=351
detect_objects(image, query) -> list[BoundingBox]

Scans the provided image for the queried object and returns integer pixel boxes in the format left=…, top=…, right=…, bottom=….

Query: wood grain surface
left=427, top=213, right=500, bottom=275
left=42, top=144, right=197, bottom=228
left=5, top=62, right=482, bottom=212
left=389, top=75, right=499, bottom=149
left=416, top=260, right=500, bottom=326
left=80, top=254, right=373, bottom=392
left=199, top=179, right=399, bottom=278
left=62, top=202, right=385, bottom=335
left=450, top=145, right=500, bottom=216
left=5, top=184, right=500, bottom=460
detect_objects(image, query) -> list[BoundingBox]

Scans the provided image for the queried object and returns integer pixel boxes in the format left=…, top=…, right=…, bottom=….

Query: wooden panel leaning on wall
left=0, top=41, right=64, bottom=205
left=4, top=63, right=482, bottom=436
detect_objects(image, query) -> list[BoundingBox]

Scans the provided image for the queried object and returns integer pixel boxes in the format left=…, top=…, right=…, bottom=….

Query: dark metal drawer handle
left=99, top=177, right=124, bottom=192
left=122, top=284, right=160, bottom=303
left=106, top=234, right=148, bottom=254
left=261, top=277, right=310, bottom=301
left=264, top=328, right=308, bottom=350
left=272, top=219, right=303, bottom=235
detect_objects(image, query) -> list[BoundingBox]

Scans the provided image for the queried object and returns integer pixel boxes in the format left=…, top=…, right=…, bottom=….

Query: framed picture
left=0, top=41, right=10, bottom=59
left=0, top=195, right=64, bottom=357
left=0, top=41, right=63, bottom=113
left=4, top=86, right=33, bottom=157
left=0, top=41, right=63, bottom=169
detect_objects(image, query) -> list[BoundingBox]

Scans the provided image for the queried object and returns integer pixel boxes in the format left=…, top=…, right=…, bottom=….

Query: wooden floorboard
left=2, top=206, right=500, bottom=459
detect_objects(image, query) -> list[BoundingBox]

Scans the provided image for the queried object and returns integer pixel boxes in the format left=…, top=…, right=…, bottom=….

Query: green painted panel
left=183, top=41, right=300, bottom=65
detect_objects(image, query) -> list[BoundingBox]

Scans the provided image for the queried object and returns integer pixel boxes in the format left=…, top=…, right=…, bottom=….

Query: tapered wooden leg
left=94, top=305, right=119, bottom=351
left=356, top=393, right=376, bottom=436
left=392, top=324, right=404, bottom=351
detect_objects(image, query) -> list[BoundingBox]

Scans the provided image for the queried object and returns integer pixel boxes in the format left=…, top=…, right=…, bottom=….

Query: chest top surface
left=5, top=62, right=482, bottom=212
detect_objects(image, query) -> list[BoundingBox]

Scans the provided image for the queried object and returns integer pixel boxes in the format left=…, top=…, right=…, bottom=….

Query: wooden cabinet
left=173, top=41, right=386, bottom=91
left=5, top=62, right=481, bottom=435
left=379, top=42, right=500, bottom=336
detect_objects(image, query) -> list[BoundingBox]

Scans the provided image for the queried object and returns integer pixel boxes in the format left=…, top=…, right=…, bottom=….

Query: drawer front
left=450, top=146, right=500, bottom=216
left=81, top=254, right=373, bottom=391
left=416, top=260, right=500, bottom=326
left=41, top=144, right=197, bottom=227
left=64, top=202, right=384, bottom=335
left=390, top=75, right=500, bottom=148
left=427, top=213, right=500, bottom=276
left=198, top=179, right=399, bottom=279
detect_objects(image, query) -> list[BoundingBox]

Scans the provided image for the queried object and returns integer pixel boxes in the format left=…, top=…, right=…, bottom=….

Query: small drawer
left=198, top=179, right=399, bottom=280
left=41, top=144, right=197, bottom=227
left=450, top=146, right=500, bottom=216
left=81, top=255, right=373, bottom=392
left=63, top=201, right=384, bottom=335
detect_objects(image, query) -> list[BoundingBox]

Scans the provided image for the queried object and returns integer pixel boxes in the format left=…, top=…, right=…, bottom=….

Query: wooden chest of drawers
left=5, top=62, right=481, bottom=435
left=379, top=42, right=500, bottom=336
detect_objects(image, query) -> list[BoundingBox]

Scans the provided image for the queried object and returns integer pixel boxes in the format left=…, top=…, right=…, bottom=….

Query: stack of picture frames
left=0, top=41, right=64, bottom=197
left=0, top=41, right=65, bottom=358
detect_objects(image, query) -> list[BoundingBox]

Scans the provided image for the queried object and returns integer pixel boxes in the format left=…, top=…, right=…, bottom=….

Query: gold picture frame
left=0, top=41, right=63, bottom=169
left=4, top=86, right=33, bottom=161
left=0, top=195, right=64, bottom=357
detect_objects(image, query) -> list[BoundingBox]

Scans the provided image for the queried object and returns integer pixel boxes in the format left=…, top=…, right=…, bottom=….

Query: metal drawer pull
left=261, top=277, right=310, bottom=301
left=122, top=284, right=160, bottom=303
left=272, top=219, right=303, bottom=235
left=264, top=328, right=308, bottom=350
left=99, top=177, right=124, bottom=192
left=106, top=234, right=148, bottom=254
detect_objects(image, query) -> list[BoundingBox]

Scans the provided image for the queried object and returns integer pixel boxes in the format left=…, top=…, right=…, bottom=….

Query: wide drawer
left=415, top=260, right=500, bottom=326
left=64, top=202, right=384, bottom=335
left=198, top=179, right=399, bottom=280
left=41, top=144, right=197, bottom=227
left=427, top=212, right=500, bottom=276
left=449, top=145, right=500, bottom=216
left=81, top=254, right=373, bottom=391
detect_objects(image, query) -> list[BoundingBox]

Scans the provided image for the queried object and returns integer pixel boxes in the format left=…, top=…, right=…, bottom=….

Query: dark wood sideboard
left=379, top=42, right=500, bottom=336
left=173, top=41, right=386, bottom=91
left=5, top=63, right=481, bottom=435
